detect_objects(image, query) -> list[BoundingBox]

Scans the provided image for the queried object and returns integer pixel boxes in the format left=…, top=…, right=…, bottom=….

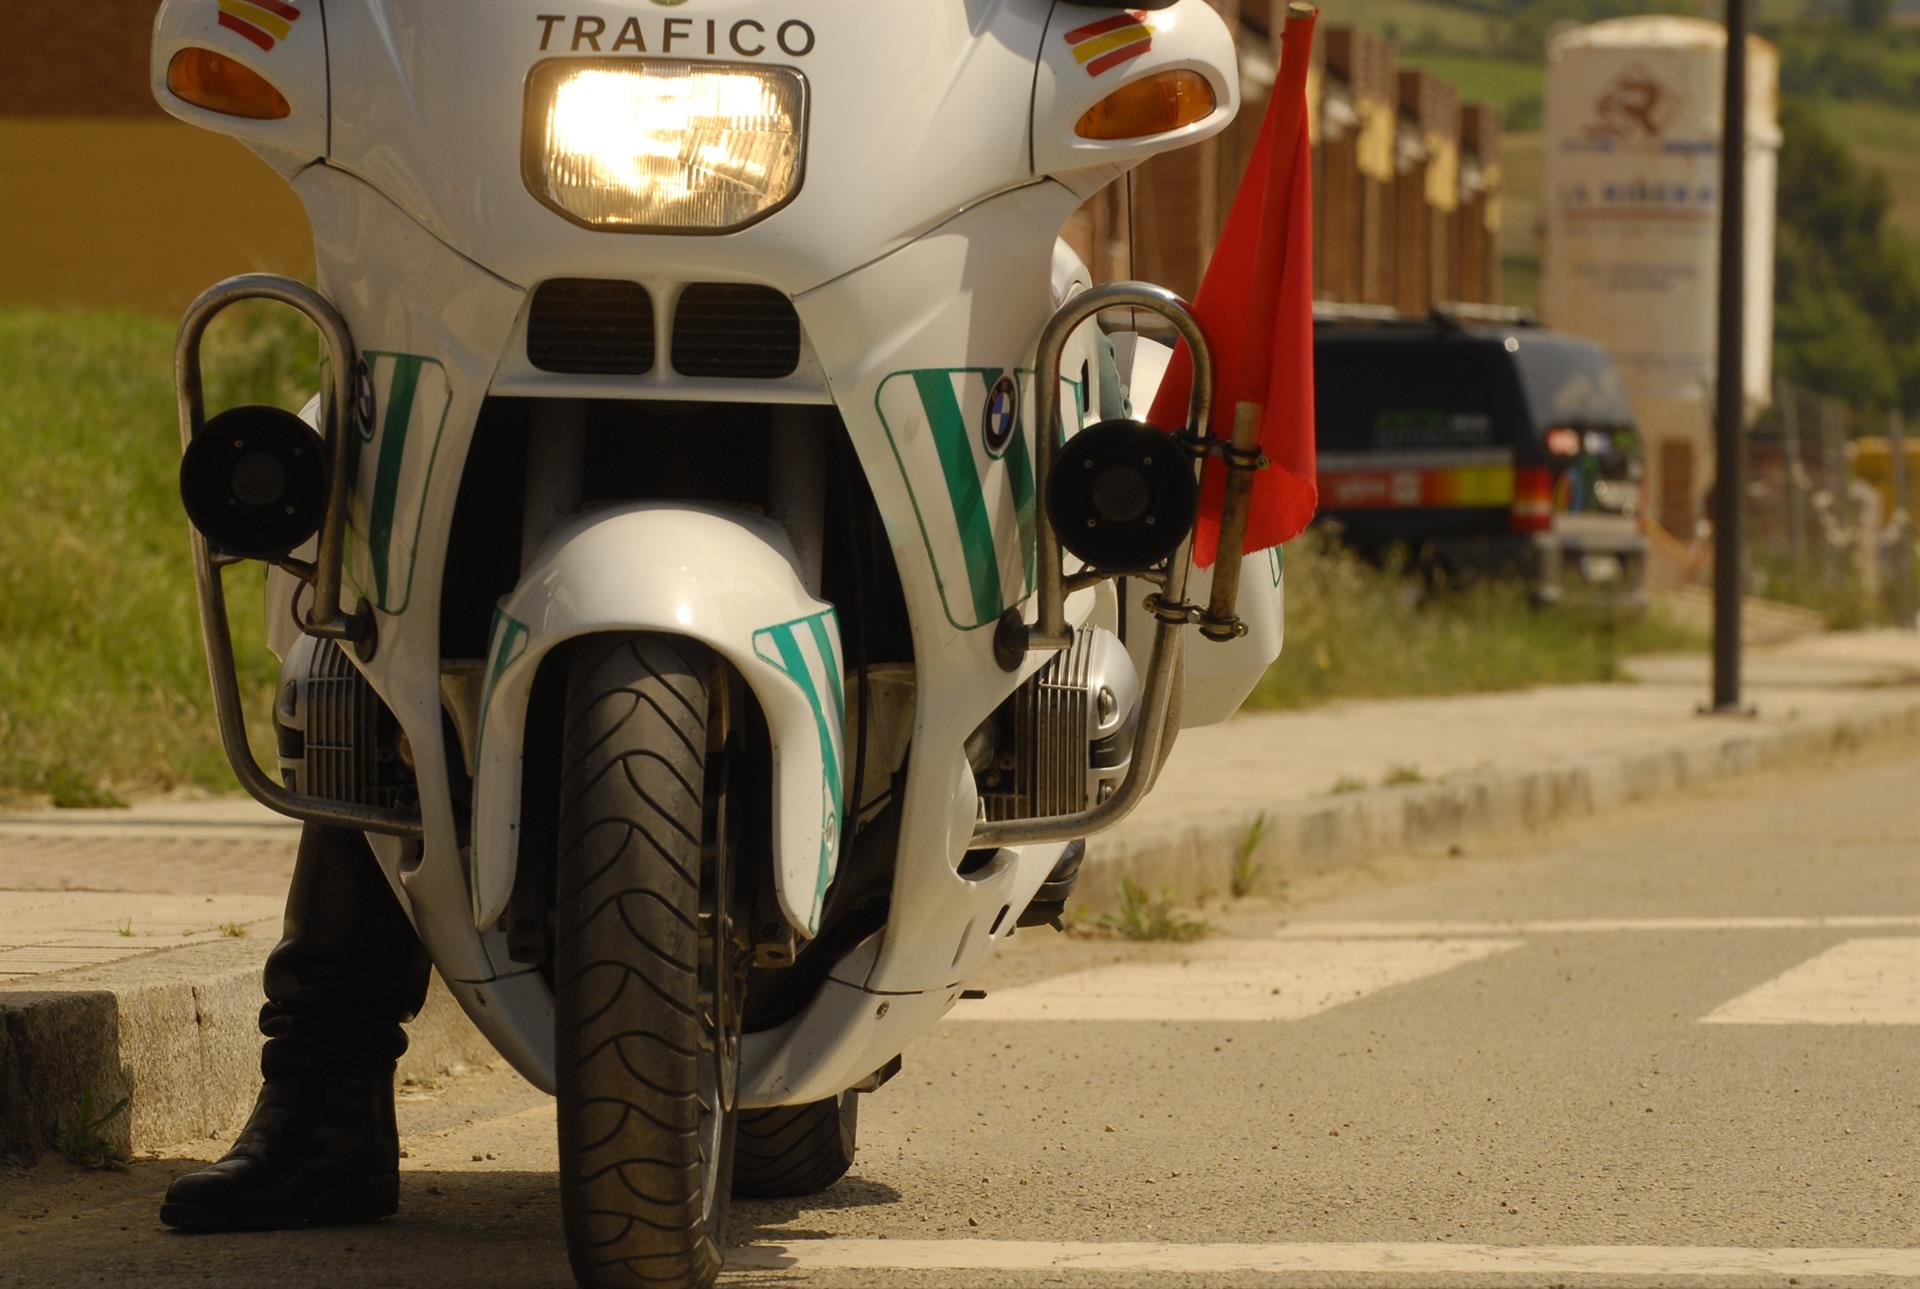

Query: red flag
left=1146, top=5, right=1318, bottom=567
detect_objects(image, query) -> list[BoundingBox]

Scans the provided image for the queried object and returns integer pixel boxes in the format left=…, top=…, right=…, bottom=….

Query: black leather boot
left=161, top=824, right=430, bottom=1232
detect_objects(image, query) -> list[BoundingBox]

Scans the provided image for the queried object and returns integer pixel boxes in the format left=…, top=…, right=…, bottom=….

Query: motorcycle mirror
left=180, top=404, right=330, bottom=561
left=1045, top=418, right=1197, bottom=573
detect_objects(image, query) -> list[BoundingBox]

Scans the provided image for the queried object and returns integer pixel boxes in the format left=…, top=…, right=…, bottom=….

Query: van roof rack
left=1312, top=301, right=1540, bottom=329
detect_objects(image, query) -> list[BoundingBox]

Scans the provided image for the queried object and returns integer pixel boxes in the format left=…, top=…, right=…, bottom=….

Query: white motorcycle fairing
left=470, top=503, right=846, bottom=938
left=154, top=0, right=1276, bottom=1116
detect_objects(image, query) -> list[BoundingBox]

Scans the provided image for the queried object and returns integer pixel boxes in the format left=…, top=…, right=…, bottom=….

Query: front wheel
left=554, top=635, right=746, bottom=1289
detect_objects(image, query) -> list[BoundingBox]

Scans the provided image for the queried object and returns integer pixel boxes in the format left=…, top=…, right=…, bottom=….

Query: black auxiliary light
left=1045, top=418, right=1198, bottom=572
left=180, top=404, right=330, bottom=560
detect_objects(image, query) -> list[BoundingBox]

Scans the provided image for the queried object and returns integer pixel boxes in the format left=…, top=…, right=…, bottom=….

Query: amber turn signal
left=166, top=47, right=290, bottom=120
left=1074, top=70, right=1216, bottom=140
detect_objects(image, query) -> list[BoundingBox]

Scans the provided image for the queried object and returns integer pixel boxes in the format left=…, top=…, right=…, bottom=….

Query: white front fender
left=470, top=504, right=845, bottom=938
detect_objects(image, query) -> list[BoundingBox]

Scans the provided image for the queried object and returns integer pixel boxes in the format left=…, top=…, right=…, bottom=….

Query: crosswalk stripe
left=1703, top=937, right=1920, bottom=1025
left=725, top=1239, right=1920, bottom=1279
left=1277, top=916, right=1920, bottom=938
left=948, top=938, right=1518, bottom=1023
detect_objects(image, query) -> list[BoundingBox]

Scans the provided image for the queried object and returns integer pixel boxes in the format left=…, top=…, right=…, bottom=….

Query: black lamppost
left=1710, top=0, right=1750, bottom=713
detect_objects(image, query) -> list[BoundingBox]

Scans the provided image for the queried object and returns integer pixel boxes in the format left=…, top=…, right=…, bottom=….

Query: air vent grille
left=671, top=283, right=801, bottom=379
left=526, top=278, right=654, bottom=375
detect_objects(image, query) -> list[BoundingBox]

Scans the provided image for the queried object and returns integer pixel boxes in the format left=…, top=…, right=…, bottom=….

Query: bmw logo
left=981, top=375, right=1018, bottom=457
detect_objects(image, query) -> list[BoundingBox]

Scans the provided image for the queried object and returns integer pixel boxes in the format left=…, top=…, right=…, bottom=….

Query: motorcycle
left=153, top=1, right=1284, bottom=1284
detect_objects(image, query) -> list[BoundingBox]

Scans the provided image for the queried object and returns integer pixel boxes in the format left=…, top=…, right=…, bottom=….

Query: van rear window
left=1314, top=343, right=1504, bottom=454
left=1510, top=336, right=1634, bottom=429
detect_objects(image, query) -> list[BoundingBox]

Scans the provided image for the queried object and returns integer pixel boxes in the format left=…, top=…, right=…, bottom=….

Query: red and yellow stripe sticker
left=217, top=0, right=301, bottom=52
left=1063, top=10, right=1153, bottom=78
left=1318, top=452, right=1516, bottom=510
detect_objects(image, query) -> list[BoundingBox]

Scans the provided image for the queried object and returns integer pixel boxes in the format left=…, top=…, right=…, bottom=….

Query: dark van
left=1312, top=307, right=1648, bottom=606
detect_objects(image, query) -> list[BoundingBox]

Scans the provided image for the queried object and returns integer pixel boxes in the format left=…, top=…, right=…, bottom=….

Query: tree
left=1773, top=99, right=1920, bottom=414
left=1847, top=0, right=1891, bottom=31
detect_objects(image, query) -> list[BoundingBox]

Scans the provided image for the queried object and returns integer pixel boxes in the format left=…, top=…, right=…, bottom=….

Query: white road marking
left=1277, top=916, right=1920, bottom=938
left=1704, top=937, right=1920, bottom=1025
left=949, top=938, right=1518, bottom=1023
left=727, top=1239, right=1920, bottom=1279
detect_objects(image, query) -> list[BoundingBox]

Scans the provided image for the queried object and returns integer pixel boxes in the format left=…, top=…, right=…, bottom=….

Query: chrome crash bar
left=176, top=275, right=422, bottom=837
left=973, top=282, right=1255, bottom=849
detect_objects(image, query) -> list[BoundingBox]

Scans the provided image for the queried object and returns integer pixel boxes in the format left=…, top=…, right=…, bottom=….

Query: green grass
left=1248, top=528, right=1704, bottom=712
left=0, top=305, right=308, bottom=806
left=55, top=1089, right=130, bottom=1172
left=1331, top=0, right=1506, bottom=50
left=1397, top=49, right=1544, bottom=123
left=1229, top=811, right=1270, bottom=898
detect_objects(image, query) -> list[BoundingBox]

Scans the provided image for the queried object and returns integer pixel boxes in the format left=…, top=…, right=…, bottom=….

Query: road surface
left=3, top=751, right=1915, bottom=1287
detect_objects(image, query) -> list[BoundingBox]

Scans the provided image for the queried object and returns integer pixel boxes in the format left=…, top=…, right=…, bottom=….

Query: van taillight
left=1511, top=466, right=1555, bottom=533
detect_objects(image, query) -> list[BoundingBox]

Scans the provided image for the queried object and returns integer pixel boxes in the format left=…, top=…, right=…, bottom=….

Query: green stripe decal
left=771, top=626, right=842, bottom=817
left=366, top=355, right=423, bottom=605
left=471, top=608, right=529, bottom=910
left=804, top=613, right=844, bottom=734
left=1004, top=391, right=1037, bottom=587
left=912, top=369, right=1002, bottom=626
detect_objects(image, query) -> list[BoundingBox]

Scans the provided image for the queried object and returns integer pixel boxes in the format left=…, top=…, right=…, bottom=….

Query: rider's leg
left=160, top=823, right=430, bottom=1232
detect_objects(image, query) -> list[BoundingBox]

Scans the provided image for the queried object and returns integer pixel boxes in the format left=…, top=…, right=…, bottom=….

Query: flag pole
left=1200, top=401, right=1265, bottom=640
left=1200, top=1, right=1318, bottom=641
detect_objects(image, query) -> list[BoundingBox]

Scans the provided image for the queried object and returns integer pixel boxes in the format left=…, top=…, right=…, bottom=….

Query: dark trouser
left=260, top=824, right=431, bottom=1080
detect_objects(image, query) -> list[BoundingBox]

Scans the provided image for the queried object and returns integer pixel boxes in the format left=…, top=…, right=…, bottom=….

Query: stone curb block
left=1074, top=697, right=1920, bottom=913
left=2, top=943, right=496, bottom=1160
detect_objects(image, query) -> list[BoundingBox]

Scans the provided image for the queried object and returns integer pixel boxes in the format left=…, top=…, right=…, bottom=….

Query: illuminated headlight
left=524, top=59, right=806, bottom=233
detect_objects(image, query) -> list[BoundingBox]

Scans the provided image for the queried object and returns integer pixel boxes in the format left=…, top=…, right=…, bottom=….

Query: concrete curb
left=5, top=690, right=1917, bottom=1161
left=1, top=941, right=495, bottom=1159
left=1074, top=693, right=1920, bottom=912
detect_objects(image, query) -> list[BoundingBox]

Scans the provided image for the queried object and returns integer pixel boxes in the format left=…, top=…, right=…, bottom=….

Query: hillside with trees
left=1338, top=0, right=1920, bottom=416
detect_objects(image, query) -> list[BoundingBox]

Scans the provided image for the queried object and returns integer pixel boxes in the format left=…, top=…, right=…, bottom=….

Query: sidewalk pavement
left=3, top=631, right=1917, bottom=1159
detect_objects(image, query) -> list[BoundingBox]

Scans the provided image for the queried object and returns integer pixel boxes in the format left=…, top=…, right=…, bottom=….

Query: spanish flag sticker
left=1064, top=9, right=1153, bottom=78
left=217, top=0, right=301, bottom=53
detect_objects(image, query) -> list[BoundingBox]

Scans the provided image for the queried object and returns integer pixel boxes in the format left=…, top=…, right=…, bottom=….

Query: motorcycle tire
left=554, top=635, right=745, bottom=1289
left=731, top=1093, right=858, bottom=1198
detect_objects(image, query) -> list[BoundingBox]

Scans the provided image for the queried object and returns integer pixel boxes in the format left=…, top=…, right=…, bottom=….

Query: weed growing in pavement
left=1094, top=879, right=1211, bottom=943
left=55, top=1089, right=130, bottom=1171
left=1230, top=812, right=1270, bottom=898
left=218, top=921, right=249, bottom=938
left=1328, top=776, right=1367, bottom=795
left=1382, top=764, right=1426, bottom=787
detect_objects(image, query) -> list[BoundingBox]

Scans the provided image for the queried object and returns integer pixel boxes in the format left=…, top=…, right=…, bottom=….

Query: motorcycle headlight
left=524, top=59, right=806, bottom=233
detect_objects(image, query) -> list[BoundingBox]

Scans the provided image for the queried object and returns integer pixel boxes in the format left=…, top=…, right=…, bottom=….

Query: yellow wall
left=0, top=118, right=313, bottom=316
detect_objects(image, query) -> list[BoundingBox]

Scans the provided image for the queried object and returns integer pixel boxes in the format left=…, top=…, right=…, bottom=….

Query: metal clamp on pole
left=175, top=275, right=422, bottom=837
left=1198, top=401, right=1265, bottom=642
left=973, top=282, right=1213, bottom=850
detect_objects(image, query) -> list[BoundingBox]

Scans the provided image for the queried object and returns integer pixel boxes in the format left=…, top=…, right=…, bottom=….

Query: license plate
left=1581, top=554, right=1623, bottom=583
